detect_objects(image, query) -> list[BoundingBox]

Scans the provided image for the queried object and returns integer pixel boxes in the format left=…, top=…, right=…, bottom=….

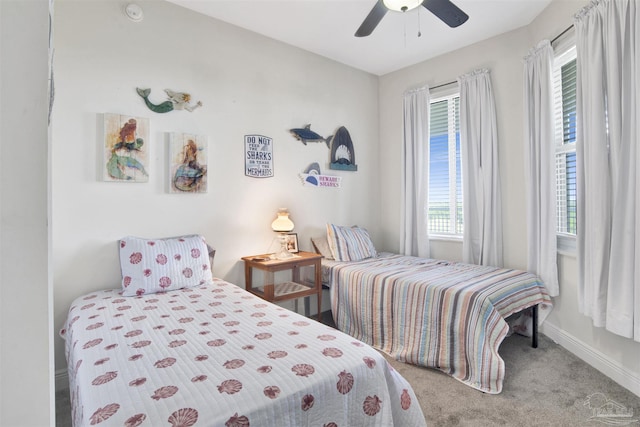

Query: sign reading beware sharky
left=300, top=162, right=342, bottom=188
left=245, top=135, right=273, bottom=178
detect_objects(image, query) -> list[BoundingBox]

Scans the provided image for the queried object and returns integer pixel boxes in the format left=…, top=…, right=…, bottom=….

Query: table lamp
left=271, top=208, right=295, bottom=259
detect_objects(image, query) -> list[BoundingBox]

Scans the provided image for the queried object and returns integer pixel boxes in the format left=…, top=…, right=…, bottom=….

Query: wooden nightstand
left=241, top=251, right=322, bottom=321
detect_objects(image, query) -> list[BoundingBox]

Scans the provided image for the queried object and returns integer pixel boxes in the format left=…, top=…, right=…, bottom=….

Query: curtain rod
left=426, top=25, right=572, bottom=91
left=551, top=24, right=574, bottom=44
left=430, top=80, right=457, bottom=91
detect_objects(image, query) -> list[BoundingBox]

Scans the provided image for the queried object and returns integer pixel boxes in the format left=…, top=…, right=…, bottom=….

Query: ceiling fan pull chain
left=404, top=12, right=407, bottom=47
left=418, top=8, right=422, bottom=37
left=402, top=13, right=407, bottom=49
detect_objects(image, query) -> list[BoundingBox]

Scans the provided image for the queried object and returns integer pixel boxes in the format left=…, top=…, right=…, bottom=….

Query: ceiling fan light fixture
left=383, top=0, right=423, bottom=12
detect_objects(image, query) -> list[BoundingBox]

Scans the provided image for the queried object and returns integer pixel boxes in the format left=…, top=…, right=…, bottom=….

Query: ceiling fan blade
left=422, top=0, right=469, bottom=28
left=355, top=1, right=389, bottom=37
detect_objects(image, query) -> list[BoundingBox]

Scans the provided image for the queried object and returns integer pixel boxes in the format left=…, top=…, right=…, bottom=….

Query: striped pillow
left=326, top=224, right=377, bottom=262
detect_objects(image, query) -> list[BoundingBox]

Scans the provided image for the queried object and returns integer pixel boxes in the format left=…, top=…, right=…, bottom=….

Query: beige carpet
left=56, top=313, right=640, bottom=426
left=385, top=333, right=640, bottom=426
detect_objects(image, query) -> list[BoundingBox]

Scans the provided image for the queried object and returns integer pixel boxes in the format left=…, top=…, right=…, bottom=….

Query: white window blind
left=553, top=45, right=577, bottom=236
left=428, top=92, right=462, bottom=236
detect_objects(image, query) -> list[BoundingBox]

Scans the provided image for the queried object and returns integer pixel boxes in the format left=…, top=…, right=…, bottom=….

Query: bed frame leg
left=532, top=304, right=538, bottom=348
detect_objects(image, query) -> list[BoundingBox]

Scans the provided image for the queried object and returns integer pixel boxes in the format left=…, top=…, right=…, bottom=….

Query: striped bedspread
left=328, top=253, right=552, bottom=394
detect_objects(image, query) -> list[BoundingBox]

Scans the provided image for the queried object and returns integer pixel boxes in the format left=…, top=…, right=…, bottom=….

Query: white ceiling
left=165, top=0, right=552, bottom=76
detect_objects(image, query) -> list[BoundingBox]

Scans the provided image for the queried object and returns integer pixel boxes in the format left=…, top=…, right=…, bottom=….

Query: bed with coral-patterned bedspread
left=61, top=278, right=426, bottom=427
left=326, top=253, right=553, bottom=394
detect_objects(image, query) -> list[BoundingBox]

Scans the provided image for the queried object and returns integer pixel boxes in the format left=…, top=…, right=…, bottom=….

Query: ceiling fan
left=355, top=0, right=469, bottom=37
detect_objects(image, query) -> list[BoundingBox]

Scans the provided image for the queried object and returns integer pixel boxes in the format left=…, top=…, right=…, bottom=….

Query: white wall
left=0, top=0, right=54, bottom=425
left=378, top=18, right=532, bottom=270
left=527, top=0, right=640, bottom=397
left=52, top=0, right=379, bottom=373
left=52, top=0, right=640, bottom=399
left=379, top=0, right=640, bottom=396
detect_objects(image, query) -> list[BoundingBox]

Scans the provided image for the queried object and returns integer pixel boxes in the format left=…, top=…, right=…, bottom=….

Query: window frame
left=427, top=86, right=463, bottom=240
left=552, top=34, right=578, bottom=254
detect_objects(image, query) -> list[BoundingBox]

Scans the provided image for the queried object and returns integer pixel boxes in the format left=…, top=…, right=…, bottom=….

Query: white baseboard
left=541, top=322, right=640, bottom=398
left=56, top=368, right=69, bottom=392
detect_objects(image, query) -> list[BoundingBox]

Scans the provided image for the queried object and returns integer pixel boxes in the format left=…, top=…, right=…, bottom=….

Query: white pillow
left=326, top=224, right=377, bottom=262
left=311, top=236, right=334, bottom=259
left=119, top=235, right=213, bottom=296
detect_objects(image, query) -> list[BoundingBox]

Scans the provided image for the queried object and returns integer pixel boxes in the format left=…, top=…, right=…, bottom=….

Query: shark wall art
left=330, top=126, right=357, bottom=171
left=299, top=162, right=342, bottom=188
left=289, top=124, right=333, bottom=148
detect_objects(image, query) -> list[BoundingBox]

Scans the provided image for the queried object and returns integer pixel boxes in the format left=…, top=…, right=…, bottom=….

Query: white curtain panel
left=523, top=41, right=560, bottom=297
left=575, top=0, right=640, bottom=340
left=458, top=69, right=503, bottom=267
left=400, top=86, right=430, bottom=258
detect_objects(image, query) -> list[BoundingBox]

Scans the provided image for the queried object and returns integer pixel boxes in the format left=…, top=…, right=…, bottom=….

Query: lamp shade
left=383, top=0, right=422, bottom=12
left=271, top=208, right=294, bottom=232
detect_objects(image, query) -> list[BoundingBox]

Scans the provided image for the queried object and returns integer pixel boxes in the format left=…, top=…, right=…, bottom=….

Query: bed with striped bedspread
left=327, top=253, right=552, bottom=394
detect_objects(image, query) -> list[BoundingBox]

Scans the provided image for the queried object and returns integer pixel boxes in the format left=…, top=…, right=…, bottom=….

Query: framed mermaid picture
left=169, top=133, right=208, bottom=193
left=103, top=113, right=150, bottom=182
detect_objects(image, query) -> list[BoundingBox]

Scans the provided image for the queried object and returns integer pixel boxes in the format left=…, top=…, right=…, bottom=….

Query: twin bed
left=317, top=224, right=552, bottom=394
left=324, top=253, right=551, bottom=394
left=61, top=228, right=553, bottom=426
left=61, top=235, right=426, bottom=426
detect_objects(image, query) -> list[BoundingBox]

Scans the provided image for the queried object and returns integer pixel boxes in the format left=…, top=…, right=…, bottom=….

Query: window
left=428, top=92, right=462, bottom=236
left=553, top=45, right=577, bottom=235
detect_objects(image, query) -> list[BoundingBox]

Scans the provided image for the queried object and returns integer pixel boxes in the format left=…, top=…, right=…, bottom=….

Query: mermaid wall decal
left=169, top=133, right=208, bottom=193
left=136, top=88, right=202, bottom=113
left=104, top=113, right=149, bottom=182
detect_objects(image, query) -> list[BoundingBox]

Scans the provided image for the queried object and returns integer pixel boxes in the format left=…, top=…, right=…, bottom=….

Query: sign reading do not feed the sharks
left=245, top=135, right=273, bottom=178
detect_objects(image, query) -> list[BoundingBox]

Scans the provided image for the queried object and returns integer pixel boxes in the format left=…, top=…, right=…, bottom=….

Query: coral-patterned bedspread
left=61, top=278, right=426, bottom=427
left=327, top=253, right=552, bottom=394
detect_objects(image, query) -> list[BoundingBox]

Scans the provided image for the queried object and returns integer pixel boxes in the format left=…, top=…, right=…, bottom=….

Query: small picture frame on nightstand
left=285, top=233, right=299, bottom=253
